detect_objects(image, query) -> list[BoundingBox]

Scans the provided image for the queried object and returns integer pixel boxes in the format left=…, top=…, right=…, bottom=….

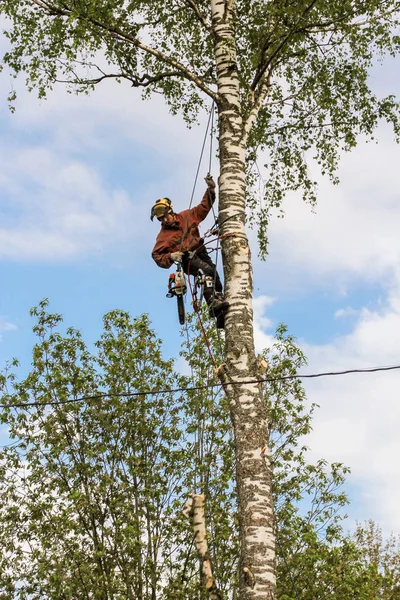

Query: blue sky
left=1, top=41, right=400, bottom=537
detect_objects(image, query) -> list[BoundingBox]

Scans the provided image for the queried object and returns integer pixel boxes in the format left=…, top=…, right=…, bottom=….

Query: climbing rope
left=180, top=100, right=217, bottom=494
left=178, top=98, right=226, bottom=362
left=206, top=103, right=225, bottom=356
left=177, top=100, right=240, bottom=514
left=179, top=101, right=215, bottom=253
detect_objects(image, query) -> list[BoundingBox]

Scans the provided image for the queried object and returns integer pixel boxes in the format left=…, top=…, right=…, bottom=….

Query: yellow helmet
left=150, top=197, right=173, bottom=221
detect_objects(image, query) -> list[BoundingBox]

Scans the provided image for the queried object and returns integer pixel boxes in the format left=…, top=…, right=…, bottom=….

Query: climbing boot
left=208, top=292, right=229, bottom=319
left=216, top=311, right=226, bottom=329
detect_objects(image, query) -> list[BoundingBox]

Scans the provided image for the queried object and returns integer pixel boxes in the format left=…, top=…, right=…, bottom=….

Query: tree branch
left=55, top=68, right=185, bottom=89
left=242, top=68, right=273, bottom=147
left=223, top=0, right=236, bottom=23
left=31, top=0, right=56, bottom=10
left=29, top=0, right=218, bottom=101
left=182, top=0, right=210, bottom=31
left=245, top=0, right=369, bottom=144
left=250, top=0, right=319, bottom=92
left=304, top=7, right=400, bottom=33
left=183, top=494, right=223, bottom=600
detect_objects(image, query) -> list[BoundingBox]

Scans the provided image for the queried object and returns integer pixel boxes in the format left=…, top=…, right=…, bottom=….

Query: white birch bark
left=211, top=1, right=276, bottom=599
left=183, top=494, right=222, bottom=600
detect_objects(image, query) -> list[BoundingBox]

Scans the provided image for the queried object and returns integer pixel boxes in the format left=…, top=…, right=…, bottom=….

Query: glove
left=204, top=173, right=216, bottom=189
left=170, top=251, right=183, bottom=262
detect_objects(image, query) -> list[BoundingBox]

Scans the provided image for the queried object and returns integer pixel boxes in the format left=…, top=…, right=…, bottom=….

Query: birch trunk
left=183, top=494, right=222, bottom=600
left=211, top=1, right=276, bottom=598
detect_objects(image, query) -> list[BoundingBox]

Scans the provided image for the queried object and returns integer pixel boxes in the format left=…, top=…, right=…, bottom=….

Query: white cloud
left=0, top=143, right=140, bottom=261
left=254, top=291, right=400, bottom=534
left=0, top=67, right=217, bottom=263
left=255, top=126, right=400, bottom=294
left=0, top=316, right=17, bottom=333
left=252, top=107, right=400, bottom=535
left=334, top=306, right=360, bottom=319
left=0, top=56, right=214, bottom=181
left=253, top=295, right=276, bottom=351
left=0, top=315, right=17, bottom=343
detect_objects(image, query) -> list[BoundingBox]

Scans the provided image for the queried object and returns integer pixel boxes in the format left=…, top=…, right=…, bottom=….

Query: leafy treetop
left=2, top=1, right=400, bottom=254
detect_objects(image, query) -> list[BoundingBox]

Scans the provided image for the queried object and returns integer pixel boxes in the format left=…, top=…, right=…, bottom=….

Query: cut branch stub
left=183, top=493, right=223, bottom=600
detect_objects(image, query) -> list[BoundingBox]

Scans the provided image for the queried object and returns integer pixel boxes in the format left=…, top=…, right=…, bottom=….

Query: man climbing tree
left=2, top=2, right=400, bottom=598
left=151, top=174, right=229, bottom=328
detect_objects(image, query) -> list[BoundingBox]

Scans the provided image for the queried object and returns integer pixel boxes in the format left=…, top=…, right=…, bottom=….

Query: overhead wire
left=2, top=363, right=400, bottom=410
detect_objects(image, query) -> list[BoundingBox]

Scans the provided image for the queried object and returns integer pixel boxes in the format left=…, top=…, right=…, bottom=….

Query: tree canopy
left=1, top=303, right=399, bottom=599
left=2, top=1, right=400, bottom=252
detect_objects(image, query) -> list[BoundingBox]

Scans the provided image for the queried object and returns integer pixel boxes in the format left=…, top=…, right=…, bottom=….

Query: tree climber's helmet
left=150, top=197, right=173, bottom=221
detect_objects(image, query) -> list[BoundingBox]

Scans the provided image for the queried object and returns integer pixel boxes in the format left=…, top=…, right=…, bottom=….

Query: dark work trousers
left=182, top=247, right=223, bottom=302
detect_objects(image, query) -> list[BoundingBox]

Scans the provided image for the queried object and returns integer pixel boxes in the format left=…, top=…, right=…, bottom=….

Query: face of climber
left=159, top=212, right=175, bottom=225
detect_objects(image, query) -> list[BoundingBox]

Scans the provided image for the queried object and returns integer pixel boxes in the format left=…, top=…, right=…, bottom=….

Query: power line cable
left=2, top=363, right=400, bottom=410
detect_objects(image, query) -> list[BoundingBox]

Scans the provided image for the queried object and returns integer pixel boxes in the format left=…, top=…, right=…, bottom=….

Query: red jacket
left=152, top=188, right=215, bottom=269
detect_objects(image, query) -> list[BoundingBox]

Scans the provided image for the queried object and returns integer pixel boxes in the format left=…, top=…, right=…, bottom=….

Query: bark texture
left=211, top=1, right=276, bottom=599
left=183, top=494, right=222, bottom=600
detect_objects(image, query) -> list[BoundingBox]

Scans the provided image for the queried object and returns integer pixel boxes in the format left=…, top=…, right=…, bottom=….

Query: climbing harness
left=166, top=260, right=187, bottom=325
left=187, top=234, right=233, bottom=330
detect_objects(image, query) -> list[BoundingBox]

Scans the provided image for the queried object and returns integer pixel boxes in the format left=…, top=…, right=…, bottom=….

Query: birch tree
left=2, top=2, right=400, bottom=598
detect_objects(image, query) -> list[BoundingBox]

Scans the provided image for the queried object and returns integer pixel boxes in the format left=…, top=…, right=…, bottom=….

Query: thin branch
left=30, top=0, right=218, bottom=101
left=182, top=0, right=210, bottom=31
left=305, top=7, right=400, bottom=33
left=250, top=37, right=273, bottom=93
left=242, top=67, right=273, bottom=146
left=265, top=116, right=363, bottom=139
left=250, top=0, right=319, bottom=93
left=31, top=0, right=56, bottom=10
left=223, top=0, right=236, bottom=23
left=55, top=69, right=185, bottom=88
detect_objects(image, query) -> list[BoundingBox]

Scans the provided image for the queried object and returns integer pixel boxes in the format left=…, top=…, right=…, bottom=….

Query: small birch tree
left=2, top=2, right=400, bottom=598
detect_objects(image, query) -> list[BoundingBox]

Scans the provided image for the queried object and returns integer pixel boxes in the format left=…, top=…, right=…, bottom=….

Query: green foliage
left=351, top=520, right=400, bottom=600
left=276, top=521, right=400, bottom=600
left=2, top=2, right=400, bottom=253
left=0, top=303, right=399, bottom=599
left=1, top=0, right=212, bottom=122
left=0, top=301, right=196, bottom=599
